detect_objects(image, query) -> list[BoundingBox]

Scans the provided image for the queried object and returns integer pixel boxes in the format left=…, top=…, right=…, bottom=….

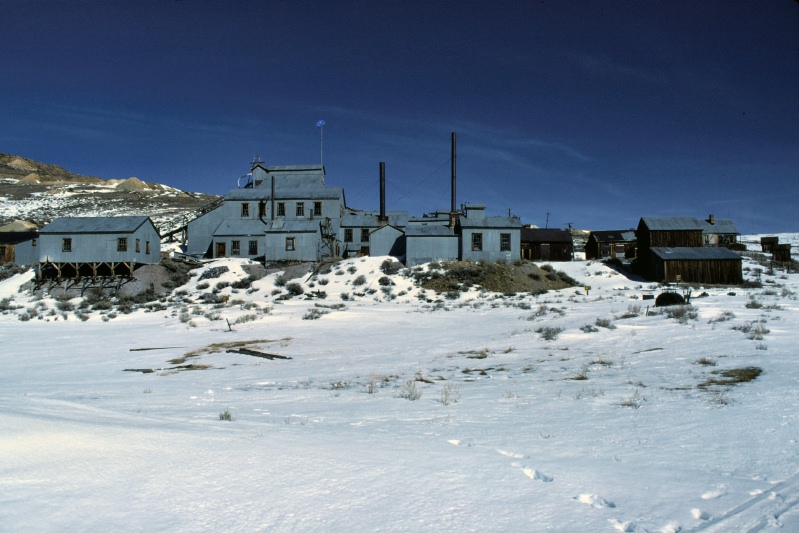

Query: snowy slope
left=1, top=241, right=798, bottom=532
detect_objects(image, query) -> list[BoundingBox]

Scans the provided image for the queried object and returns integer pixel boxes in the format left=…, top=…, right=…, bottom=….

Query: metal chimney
left=379, top=162, right=388, bottom=224
left=449, top=132, right=458, bottom=228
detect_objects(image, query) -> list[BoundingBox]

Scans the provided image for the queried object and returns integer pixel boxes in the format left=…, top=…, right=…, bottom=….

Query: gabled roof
left=650, top=247, right=742, bottom=260
left=40, top=216, right=153, bottom=234
left=589, top=230, right=636, bottom=242
left=640, top=217, right=704, bottom=231
left=521, top=228, right=573, bottom=242
left=701, top=219, right=739, bottom=235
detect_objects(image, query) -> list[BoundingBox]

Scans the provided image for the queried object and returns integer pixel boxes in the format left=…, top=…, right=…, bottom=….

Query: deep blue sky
left=2, top=1, right=797, bottom=233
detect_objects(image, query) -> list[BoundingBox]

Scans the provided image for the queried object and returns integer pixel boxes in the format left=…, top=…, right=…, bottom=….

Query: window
left=241, top=203, right=250, bottom=217
left=117, top=238, right=128, bottom=252
left=360, top=228, right=369, bottom=243
left=500, top=233, right=511, bottom=252
left=313, top=202, right=322, bottom=216
left=146, top=241, right=151, bottom=254
left=471, top=233, right=483, bottom=251
left=258, top=202, right=266, bottom=217
left=344, top=228, right=353, bottom=242
left=62, top=238, right=72, bottom=252
left=32, top=239, right=37, bottom=247
left=135, top=239, right=141, bottom=253
left=248, top=240, right=258, bottom=255
left=296, top=202, right=305, bottom=217
left=286, top=237, right=296, bottom=251
left=231, top=240, right=240, bottom=255
left=277, top=202, right=286, bottom=217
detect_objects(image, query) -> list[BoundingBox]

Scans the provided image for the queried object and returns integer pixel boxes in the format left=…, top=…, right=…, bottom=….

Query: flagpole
left=316, top=119, right=325, bottom=166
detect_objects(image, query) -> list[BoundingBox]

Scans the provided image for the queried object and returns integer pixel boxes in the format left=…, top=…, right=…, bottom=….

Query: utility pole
left=545, top=210, right=551, bottom=229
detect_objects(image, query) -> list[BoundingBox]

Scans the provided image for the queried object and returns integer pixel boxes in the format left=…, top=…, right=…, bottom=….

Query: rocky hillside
left=0, top=153, right=221, bottom=233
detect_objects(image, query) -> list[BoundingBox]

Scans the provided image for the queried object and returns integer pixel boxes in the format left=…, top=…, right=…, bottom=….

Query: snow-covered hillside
left=1, top=240, right=798, bottom=532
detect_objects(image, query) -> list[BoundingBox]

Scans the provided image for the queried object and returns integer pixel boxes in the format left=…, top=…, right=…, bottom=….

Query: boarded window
left=472, top=233, right=483, bottom=251
left=117, top=238, right=128, bottom=252
left=135, top=239, right=141, bottom=253
left=286, top=237, right=296, bottom=251
left=241, top=203, right=250, bottom=217
left=500, top=233, right=511, bottom=252
left=146, top=241, right=151, bottom=254
left=344, top=228, right=353, bottom=242
left=314, top=202, right=322, bottom=216
left=360, top=228, right=369, bottom=242
left=277, top=202, right=286, bottom=216
left=296, top=202, right=305, bottom=217
left=231, top=240, right=240, bottom=255
left=248, top=240, right=258, bottom=255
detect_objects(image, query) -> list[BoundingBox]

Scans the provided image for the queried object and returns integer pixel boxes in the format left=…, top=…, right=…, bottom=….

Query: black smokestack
left=379, top=161, right=387, bottom=224
left=451, top=132, right=456, bottom=214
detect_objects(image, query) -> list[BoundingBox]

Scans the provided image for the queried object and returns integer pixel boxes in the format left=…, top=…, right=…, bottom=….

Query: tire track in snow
left=685, top=470, right=799, bottom=532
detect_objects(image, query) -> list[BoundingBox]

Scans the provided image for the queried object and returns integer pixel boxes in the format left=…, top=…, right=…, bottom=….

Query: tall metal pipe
left=451, top=132, right=457, bottom=214
left=379, top=162, right=387, bottom=223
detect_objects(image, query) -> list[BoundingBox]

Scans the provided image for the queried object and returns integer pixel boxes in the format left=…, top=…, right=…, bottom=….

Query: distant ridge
left=0, top=153, right=221, bottom=232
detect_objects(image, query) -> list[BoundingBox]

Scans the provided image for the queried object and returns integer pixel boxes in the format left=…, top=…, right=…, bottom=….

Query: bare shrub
left=595, top=317, right=616, bottom=329
left=219, top=409, right=235, bottom=421
left=397, top=380, right=422, bottom=401
left=440, top=383, right=462, bottom=405
left=353, top=275, right=367, bottom=286
left=535, top=326, right=563, bottom=341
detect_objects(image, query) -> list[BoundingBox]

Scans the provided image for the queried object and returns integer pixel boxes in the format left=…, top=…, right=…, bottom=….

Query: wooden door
left=216, top=242, right=226, bottom=258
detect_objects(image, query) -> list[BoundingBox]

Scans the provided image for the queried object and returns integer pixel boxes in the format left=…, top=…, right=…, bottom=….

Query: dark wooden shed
left=636, top=217, right=705, bottom=280
left=585, top=230, right=636, bottom=260
left=761, top=236, right=779, bottom=253
left=520, top=228, right=573, bottom=261
left=773, top=244, right=792, bottom=263
left=0, top=232, right=38, bottom=265
left=650, top=247, right=743, bottom=285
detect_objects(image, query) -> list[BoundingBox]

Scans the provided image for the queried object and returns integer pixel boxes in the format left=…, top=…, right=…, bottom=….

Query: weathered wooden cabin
left=701, top=214, right=739, bottom=246
left=584, top=230, right=636, bottom=260
left=520, top=228, right=573, bottom=261
left=773, top=244, right=792, bottom=263
left=636, top=217, right=742, bottom=283
left=649, top=247, right=743, bottom=285
left=761, top=236, right=779, bottom=253
left=23, top=216, right=161, bottom=278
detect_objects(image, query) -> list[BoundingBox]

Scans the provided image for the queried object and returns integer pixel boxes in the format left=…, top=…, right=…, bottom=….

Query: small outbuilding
left=649, top=247, right=742, bottom=285
left=520, top=228, right=573, bottom=261
left=585, top=230, right=636, bottom=260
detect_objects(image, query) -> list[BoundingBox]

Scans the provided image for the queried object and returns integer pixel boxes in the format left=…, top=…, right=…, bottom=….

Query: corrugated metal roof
left=267, top=220, right=320, bottom=233
left=641, top=217, right=704, bottom=231
left=521, top=228, right=573, bottom=242
left=650, top=247, right=742, bottom=260
left=213, top=220, right=267, bottom=236
left=226, top=187, right=344, bottom=200
left=701, top=219, right=739, bottom=234
left=40, top=216, right=151, bottom=234
left=405, top=223, right=455, bottom=237
left=590, top=230, right=636, bottom=241
left=460, top=216, right=522, bottom=229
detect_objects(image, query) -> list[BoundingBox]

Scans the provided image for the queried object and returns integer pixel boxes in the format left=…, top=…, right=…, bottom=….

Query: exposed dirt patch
left=416, top=261, right=578, bottom=294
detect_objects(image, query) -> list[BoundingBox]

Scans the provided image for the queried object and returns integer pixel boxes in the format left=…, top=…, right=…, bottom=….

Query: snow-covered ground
left=1, top=236, right=798, bottom=532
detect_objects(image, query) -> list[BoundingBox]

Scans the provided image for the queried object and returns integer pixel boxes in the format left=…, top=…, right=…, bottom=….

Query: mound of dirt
left=418, top=261, right=578, bottom=294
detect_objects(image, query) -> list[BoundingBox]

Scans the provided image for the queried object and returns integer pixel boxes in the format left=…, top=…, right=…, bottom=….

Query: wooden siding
left=652, top=258, right=742, bottom=285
